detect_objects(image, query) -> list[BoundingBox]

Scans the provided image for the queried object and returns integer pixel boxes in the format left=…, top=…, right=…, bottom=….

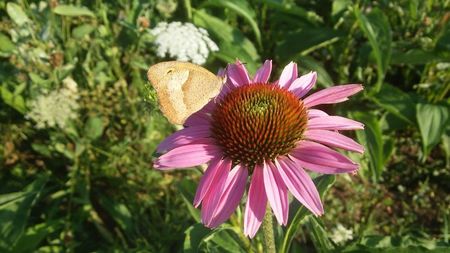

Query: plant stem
left=184, top=0, right=192, bottom=20
left=261, top=206, right=276, bottom=253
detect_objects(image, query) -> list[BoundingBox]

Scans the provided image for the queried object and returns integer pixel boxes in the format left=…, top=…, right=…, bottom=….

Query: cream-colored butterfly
left=147, top=61, right=225, bottom=125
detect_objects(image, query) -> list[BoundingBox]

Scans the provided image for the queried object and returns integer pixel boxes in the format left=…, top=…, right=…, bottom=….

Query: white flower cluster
left=330, top=224, right=354, bottom=244
left=150, top=22, right=219, bottom=65
left=26, top=77, right=79, bottom=129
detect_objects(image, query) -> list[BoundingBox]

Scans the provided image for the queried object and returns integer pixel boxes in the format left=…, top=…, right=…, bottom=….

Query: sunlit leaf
left=6, top=3, right=30, bottom=26
left=416, top=103, right=449, bottom=159
left=84, top=116, right=105, bottom=141
left=53, top=5, right=95, bottom=17
left=0, top=33, right=15, bottom=57
left=1, top=84, right=26, bottom=114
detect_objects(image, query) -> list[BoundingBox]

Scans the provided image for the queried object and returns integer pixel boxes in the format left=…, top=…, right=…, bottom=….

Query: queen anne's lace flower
left=330, top=224, right=354, bottom=244
left=26, top=78, right=79, bottom=129
left=151, top=22, right=219, bottom=65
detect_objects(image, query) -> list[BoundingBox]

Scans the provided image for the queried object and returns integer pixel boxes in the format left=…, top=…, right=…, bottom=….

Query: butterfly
left=147, top=61, right=225, bottom=125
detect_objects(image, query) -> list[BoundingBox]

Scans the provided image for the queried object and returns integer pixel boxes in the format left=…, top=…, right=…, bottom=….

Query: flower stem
left=261, top=205, right=276, bottom=253
left=183, top=0, right=192, bottom=20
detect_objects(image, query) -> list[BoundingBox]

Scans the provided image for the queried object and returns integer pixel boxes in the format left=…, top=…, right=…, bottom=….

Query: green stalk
left=184, top=0, right=192, bottom=20
left=261, top=206, right=276, bottom=253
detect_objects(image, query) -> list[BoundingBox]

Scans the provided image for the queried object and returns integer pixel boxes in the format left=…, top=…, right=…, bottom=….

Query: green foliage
left=0, top=0, right=449, bottom=252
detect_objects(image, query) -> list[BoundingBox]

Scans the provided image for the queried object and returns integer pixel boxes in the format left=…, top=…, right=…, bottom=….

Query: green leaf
left=372, top=83, right=416, bottom=125
left=297, top=56, right=334, bottom=87
left=72, top=24, right=95, bottom=39
left=192, top=9, right=260, bottom=72
left=0, top=175, right=49, bottom=250
left=6, top=3, right=30, bottom=26
left=353, top=112, right=384, bottom=182
left=391, top=49, right=440, bottom=65
left=260, top=0, right=322, bottom=24
left=276, top=27, right=340, bottom=61
left=436, top=25, right=450, bottom=53
left=306, top=216, right=335, bottom=252
left=0, top=33, right=15, bottom=57
left=10, top=221, right=60, bottom=253
left=443, top=132, right=450, bottom=167
left=280, top=175, right=336, bottom=253
left=205, top=0, right=262, bottom=48
left=354, top=7, right=392, bottom=91
left=184, top=223, right=212, bottom=253
left=84, top=116, right=105, bottom=140
left=178, top=178, right=201, bottom=222
left=98, top=197, right=134, bottom=235
left=1, top=84, right=26, bottom=114
left=53, top=5, right=95, bottom=17
left=184, top=224, right=246, bottom=253
left=29, top=73, right=52, bottom=88
left=416, top=103, right=449, bottom=159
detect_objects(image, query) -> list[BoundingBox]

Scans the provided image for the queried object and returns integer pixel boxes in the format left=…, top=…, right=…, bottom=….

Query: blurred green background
left=0, top=0, right=449, bottom=252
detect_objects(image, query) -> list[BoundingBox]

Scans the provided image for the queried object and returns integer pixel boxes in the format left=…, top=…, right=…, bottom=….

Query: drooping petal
left=263, top=161, right=289, bottom=225
left=244, top=165, right=267, bottom=238
left=184, top=100, right=215, bottom=127
left=290, top=141, right=359, bottom=174
left=194, top=158, right=228, bottom=207
left=227, top=60, right=251, bottom=87
left=307, top=116, right=364, bottom=130
left=207, top=164, right=248, bottom=228
left=289, top=71, right=317, bottom=98
left=307, top=109, right=329, bottom=119
left=303, top=84, right=363, bottom=108
left=201, top=159, right=232, bottom=226
left=157, top=125, right=211, bottom=153
left=153, top=143, right=221, bottom=170
left=278, top=62, right=298, bottom=89
left=304, top=129, right=364, bottom=153
left=276, top=157, right=324, bottom=215
left=253, top=60, right=272, bottom=83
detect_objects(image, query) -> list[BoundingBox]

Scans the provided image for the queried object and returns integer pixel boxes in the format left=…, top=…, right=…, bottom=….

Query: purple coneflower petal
left=253, top=60, right=272, bottom=83
left=308, top=116, right=364, bottom=130
left=276, top=157, right=324, bottom=215
left=153, top=143, right=221, bottom=170
left=184, top=100, right=215, bottom=127
left=264, top=161, right=289, bottom=225
left=207, top=164, right=248, bottom=228
left=201, top=159, right=232, bottom=226
left=290, top=141, right=359, bottom=173
left=244, top=165, right=267, bottom=238
left=157, top=126, right=211, bottom=153
left=278, top=62, right=298, bottom=89
left=303, top=84, right=363, bottom=108
left=227, top=60, right=251, bottom=88
left=307, top=109, right=329, bottom=119
left=304, top=129, right=364, bottom=153
left=194, top=158, right=228, bottom=207
left=289, top=71, right=317, bottom=98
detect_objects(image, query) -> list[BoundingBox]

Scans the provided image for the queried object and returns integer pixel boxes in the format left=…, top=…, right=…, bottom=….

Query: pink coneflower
left=153, top=60, right=364, bottom=238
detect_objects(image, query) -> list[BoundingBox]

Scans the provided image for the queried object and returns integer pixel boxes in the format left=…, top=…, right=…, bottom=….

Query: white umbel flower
left=330, top=224, right=354, bottom=245
left=27, top=77, right=79, bottom=129
left=151, top=22, right=219, bottom=65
